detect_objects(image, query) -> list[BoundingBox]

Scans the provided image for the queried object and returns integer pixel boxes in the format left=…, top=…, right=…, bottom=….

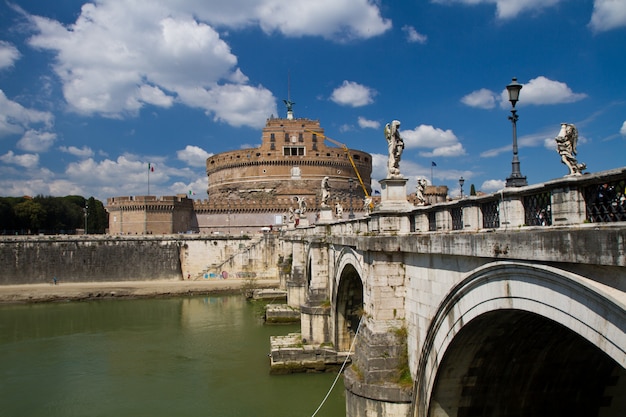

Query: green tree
left=14, top=199, right=46, bottom=233
left=470, top=184, right=476, bottom=196
left=86, top=197, right=108, bottom=233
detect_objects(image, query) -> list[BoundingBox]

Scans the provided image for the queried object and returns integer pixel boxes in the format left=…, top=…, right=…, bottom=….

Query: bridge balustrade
left=480, top=199, right=500, bottom=228
left=584, top=178, right=626, bottom=222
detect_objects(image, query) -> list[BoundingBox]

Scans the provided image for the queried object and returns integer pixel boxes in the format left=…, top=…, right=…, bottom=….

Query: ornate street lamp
left=348, top=178, right=355, bottom=219
left=84, top=204, right=88, bottom=235
left=505, top=77, right=527, bottom=187
left=459, top=177, right=465, bottom=198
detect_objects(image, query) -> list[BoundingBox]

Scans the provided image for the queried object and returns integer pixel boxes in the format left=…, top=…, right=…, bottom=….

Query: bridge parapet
left=283, top=166, right=626, bottom=239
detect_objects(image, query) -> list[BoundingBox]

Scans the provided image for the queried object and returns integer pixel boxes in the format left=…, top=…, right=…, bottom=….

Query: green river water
left=0, top=295, right=345, bottom=417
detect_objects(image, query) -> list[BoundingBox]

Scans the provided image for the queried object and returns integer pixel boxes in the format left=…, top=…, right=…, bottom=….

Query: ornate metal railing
left=481, top=200, right=500, bottom=229
left=524, top=191, right=552, bottom=226
left=584, top=179, right=626, bottom=222
left=451, top=207, right=463, bottom=231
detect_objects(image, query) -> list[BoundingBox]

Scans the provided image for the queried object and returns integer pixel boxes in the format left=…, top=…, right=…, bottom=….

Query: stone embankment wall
left=0, top=234, right=282, bottom=285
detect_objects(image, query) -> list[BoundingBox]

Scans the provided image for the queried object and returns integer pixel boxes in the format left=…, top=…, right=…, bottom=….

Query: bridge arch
left=334, top=248, right=364, bottom=352
left=415, top=261, right=626, bottom=417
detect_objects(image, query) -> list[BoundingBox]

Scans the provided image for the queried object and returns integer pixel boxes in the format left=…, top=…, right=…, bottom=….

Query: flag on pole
left=431, top=161, right=437, bottom=167
left=148, top=163, right=154, bottom=172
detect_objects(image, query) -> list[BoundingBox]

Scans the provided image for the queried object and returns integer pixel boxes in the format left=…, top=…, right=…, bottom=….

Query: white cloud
left=499, top=76, right=587, bottom=107
left=402, top=25, right=427, bottom=44
left=59, top=145, right=95, bottom=158
left=461, top=88, right=497, bottom=109
left=136, top=85, right=174, bottom=108
left=402, top=124, right=466, bottom=157
left=330, top=81, right=376, bottom=107
left=17, top=130, right=57, bottom=152
left=177, top=145, right=212, bottom=167
left=0, top=41, right=20, bottom=69
left=0, top=90, right=54, bottom=137
left=25, top=2, right=276, bottom=127
left=255, top=0, right=391, bottom=41
left=621, top=121, right=626, bottom=136
left=169, top=177, right=207, bottom=199
left=0, top=151, right=39, bottom=169
left=589, top=0, right=626, bottom=32
left=22, top=0, right=390, bottom=126
left=481, top=178, right=506, bottom=193
left=358, top=117, right=380, bottom=129
left=432, top=0, right=562, bottom=20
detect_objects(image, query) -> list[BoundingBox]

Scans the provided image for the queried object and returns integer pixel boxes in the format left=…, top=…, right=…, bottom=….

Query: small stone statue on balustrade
left=321, top=177, right=330, bottom=208
left=415, top=177, right=427, bottom=205
left=555, top=123, right=586, bottom=176
left=384, top=120, right=404, bottom=178
left=363, top=197, right=373, bottom=215
left=335, top=202, right=343, bottom=219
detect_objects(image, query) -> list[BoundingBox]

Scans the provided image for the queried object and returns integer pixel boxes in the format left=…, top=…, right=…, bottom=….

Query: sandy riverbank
left=0, top=278, right=280, bottom=304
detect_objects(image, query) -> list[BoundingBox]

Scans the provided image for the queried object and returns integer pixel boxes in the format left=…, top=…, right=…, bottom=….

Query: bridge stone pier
left=279, top=168, right=626, bottom=417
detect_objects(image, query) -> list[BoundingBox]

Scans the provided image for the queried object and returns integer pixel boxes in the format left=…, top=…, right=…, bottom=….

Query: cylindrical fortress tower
left=205, top=116, right=372, bottom=212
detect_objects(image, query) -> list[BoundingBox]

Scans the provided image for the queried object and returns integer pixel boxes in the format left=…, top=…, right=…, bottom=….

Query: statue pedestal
left=377, top=177, right=414, bottom=212
left=317, top=207, right=334, bottom=223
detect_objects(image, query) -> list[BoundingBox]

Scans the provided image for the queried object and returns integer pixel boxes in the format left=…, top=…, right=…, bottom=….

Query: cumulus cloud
left=402, top=25, right=427, bottom=44
left=177, top=145, right=212, bottom=167
left=0, top=151, right=39, bottom=169
left=481, top=178, right=506, bottom=193
left=0, top=41, right=20, bottom=69
left=0, top=90, right=54, bottom=137
left=330, top=81, right=376, bottom=107
left=59, top=145, right=95, bottom=158
left=17, top=130, right=57, bottom=152
left=620, top=121, right=626, bottom=136
left=499, top=76, right=587, bottom=107
left=255, top=0, right=391, bottom=41
left=401, top=124, right=466, bottom=157
left=463, top=77, right=586, bottom=110
left=24, top=1, right=276, bottom=127
left=432, top=0, right=562, bottom=20
left=22, top=0, right=391, bottom=126
left=169, top=176, right=207, bottom=198
left=589, top=0, right=626, bottom=32
left=461, top=88, right=497, bottom=109
left=358, top=117, right=380, bottom=129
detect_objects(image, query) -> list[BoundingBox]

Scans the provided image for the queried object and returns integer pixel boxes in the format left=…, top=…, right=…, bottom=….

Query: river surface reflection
left=0, top=295, right=345, bottom=417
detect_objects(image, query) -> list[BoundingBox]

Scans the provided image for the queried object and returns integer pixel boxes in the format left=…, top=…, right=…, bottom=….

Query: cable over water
left=310, top=316, right=363, bottom=417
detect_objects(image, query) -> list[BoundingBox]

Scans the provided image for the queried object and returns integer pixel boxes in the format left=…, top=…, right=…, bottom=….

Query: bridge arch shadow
left=334, top=249, right=364, bottom=352
left=415, top=261, right=626, bottom=417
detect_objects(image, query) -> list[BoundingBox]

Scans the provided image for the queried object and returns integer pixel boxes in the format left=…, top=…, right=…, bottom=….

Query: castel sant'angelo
left=106, top=103, right=374, bottom=234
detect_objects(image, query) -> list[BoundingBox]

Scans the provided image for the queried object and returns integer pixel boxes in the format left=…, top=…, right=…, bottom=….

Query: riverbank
left=0, top=278, right=280, bottom=304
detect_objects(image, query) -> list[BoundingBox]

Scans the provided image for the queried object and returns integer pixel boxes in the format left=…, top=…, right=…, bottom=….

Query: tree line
left=0, top=195, right=108, bottom=235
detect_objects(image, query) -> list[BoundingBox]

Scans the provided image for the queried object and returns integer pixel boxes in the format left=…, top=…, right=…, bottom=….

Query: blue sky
left=0, top=0, right=625, bottom=202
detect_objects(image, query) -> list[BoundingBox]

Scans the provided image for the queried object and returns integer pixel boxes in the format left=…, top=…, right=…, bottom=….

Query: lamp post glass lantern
left=459, top=177, right=465, bottom=198
left=505, top=77, right=527, bottom=187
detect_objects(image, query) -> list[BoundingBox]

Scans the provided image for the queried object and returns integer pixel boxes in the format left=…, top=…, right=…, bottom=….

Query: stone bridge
left=278, top=167, right=626, bottom=417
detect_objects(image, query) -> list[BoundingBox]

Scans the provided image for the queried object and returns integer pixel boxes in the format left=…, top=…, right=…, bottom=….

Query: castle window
left=312, top=143, right=318, bottom=151
left=298, top=133, right=303, bottom=142
left=353, top=154, right=360, bottom=160
left=284, top=133, right=289, bottom=142
left=312, top=134, right=317, bottom=142
left=270, top=133, right=275, bottom=142
left=283, top=146, right=305, bottom=156
left=270, top=143, right=275, bottom=150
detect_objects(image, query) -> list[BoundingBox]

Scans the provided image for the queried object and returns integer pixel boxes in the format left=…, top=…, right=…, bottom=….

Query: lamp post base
left=505, top=174, right=528, bottom=188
